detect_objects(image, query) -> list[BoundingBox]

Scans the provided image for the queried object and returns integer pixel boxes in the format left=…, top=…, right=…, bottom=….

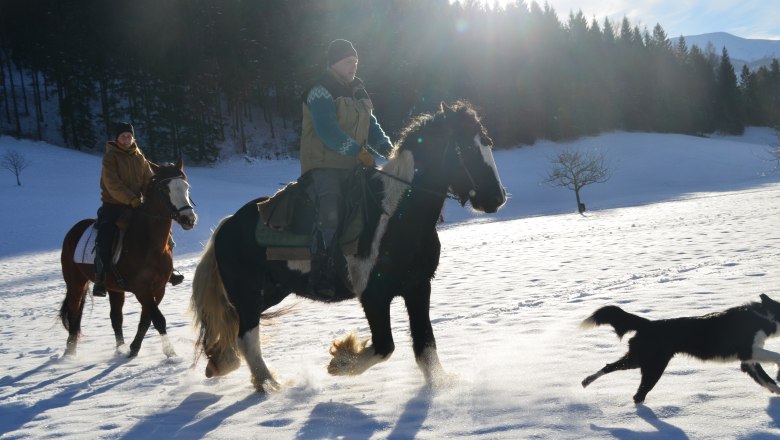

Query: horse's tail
left=190, top=216, right=241, bottom=377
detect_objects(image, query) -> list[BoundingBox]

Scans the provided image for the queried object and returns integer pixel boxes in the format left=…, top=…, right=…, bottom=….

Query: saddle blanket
left=73, top=224, right=121, bottom=265
left=74, top=224, right=98, bottom=265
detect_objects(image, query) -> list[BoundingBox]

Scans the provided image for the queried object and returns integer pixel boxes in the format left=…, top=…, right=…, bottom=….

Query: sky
left=479, top=0, right=780, bottom=40
left=3, top=127, right=780, bottom=438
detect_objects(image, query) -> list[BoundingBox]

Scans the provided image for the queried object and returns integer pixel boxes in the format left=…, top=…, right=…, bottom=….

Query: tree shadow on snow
left=589, top=405, right=689, bottom=439
left=296, top=402, right=391, bottom=440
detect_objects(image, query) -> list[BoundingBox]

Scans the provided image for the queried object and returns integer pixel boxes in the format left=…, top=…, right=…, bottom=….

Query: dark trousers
left=95, top=203, right=123, bottom=273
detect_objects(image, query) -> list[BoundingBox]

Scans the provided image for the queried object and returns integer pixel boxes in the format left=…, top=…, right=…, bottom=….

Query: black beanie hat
left=327, top=39, right=358, bottom=66
left=114, top=122, right=134, bottom=140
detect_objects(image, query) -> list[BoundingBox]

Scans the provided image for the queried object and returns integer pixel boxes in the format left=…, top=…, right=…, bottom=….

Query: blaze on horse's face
left=443, top=103, right=506, bottom=214
left=165, top=178, right=197, bottom=230
left=153, top=160, right=198, bottom=230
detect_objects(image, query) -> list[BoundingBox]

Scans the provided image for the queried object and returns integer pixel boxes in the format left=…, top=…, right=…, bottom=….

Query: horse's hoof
left=127, top=350, right=139, bottom=359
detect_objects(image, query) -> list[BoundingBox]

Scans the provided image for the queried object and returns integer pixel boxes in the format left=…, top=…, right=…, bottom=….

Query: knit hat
left=114, top=122, right=134, bottom=139
left=327, top=39, right=358, bottom=66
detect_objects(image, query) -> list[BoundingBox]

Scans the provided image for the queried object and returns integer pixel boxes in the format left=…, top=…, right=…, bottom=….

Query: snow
left=2, top=127, right=780, bottom=439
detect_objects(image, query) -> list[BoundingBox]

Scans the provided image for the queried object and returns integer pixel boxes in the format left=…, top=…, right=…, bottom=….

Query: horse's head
left=147, top=159, right=198, bottom=230
left=396, top=101, right=506, bottom=213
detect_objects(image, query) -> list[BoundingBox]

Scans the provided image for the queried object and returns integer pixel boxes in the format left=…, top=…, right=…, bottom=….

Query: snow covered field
left=2, top=128, right=780, bottom=439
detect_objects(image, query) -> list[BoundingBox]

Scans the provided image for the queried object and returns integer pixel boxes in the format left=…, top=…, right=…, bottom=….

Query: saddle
left=256, top=169, right=373, bottom=261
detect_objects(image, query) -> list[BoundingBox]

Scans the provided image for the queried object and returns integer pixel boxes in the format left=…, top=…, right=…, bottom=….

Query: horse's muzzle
left=177, top=211, right=197, bottom=230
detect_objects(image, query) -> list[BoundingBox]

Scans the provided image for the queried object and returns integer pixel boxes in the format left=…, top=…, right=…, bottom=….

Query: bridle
left=144, top=175, right=196, bottom=224
left=370, top=133, right=479, bottom=204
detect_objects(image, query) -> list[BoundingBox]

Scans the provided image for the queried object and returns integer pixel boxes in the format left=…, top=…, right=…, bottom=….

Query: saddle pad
left=74, top=224, right=98, bottom=264
left=73, top=223, right=122, bottom=265
left=255, top=210, right=364, bottom=260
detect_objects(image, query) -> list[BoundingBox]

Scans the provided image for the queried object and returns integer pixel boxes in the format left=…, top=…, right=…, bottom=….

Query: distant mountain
left=673, top=32, right=780, bottom=71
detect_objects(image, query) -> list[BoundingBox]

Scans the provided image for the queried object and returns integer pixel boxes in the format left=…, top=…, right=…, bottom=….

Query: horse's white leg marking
left=160, top=334, right=177, bottom=358
left=345, top=150, right=415, bottom=298
left=327, top=331, right=390, bottom=376
left=64, top=340, right=77, bottom=357
left=238, top=326, right=279, bottom=392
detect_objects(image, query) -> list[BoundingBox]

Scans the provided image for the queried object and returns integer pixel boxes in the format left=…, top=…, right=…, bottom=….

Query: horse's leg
left=149, top=290, right=176, bottom=358
left=329, top=288, right=394, bottom=376
left=227, top=273, right=278, bottom=392
left=108, top=291, right=126, bottom=347
left=60, top=265, right=89, bottom=357
left=403, top=280, right=446, bottom=386
left=127, top=302, right=153, bottom=358
left=132, top=290, right=176, bottom=358
left=238, top=322, right=279, bottom=392
left=60, top=286, right=86, bottom=356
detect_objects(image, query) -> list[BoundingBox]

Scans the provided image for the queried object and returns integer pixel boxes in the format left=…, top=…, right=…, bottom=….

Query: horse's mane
left=395, top=100, right=481, bottom=153
left=151, top=162, right=186, bottom=180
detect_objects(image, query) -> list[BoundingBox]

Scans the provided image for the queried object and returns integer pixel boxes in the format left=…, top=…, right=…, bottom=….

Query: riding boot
left=94, top=205, right=120, bottom=297
left=307, top=231, right=336, bottom=299
left=93, top=255, right=108, bottom=297
left=169, top=269, right=184, bottom=286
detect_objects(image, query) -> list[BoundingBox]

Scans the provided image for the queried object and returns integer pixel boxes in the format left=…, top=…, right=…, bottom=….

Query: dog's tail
left=580, top=305, right=649, bottom=339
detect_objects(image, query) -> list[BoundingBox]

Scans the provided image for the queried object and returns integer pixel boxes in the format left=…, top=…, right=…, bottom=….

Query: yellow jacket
left=100, top=141, right=154, bottom=205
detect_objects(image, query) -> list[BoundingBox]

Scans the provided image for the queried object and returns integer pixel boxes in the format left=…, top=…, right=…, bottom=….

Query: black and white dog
left=581, top=294, right=780, bottom=403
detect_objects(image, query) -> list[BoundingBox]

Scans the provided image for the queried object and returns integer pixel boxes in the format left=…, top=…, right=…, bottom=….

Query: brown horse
left=59, top=160, right=197, bottom=358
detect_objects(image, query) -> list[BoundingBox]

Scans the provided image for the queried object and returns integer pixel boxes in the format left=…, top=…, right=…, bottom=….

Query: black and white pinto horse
left=191, top=101, right=506, bottom=391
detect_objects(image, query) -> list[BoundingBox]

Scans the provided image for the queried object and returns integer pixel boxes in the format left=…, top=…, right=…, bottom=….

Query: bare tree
left=1, top=149, right=30, bottom=186
left=545, top=147, right=611, bottom=214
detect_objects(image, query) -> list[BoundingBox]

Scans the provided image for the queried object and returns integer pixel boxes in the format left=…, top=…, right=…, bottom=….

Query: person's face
left=116, top=132, right=134, bottom=149
left=331, top=56, right=358, bottom=83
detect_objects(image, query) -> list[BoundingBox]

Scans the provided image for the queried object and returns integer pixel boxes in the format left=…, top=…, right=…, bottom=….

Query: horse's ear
left=176, top=158, right=184, bottom=171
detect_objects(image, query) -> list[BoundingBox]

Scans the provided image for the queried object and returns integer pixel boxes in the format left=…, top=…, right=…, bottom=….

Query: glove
left=357, top=149, right=375, bottom=168
left=130, top=197, right=142, bottom=208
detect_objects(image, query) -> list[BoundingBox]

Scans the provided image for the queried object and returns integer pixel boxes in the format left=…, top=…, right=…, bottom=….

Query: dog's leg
left=582, top=353, right=637, bottom=388
left=741, top=362, right=780, bottom=394
left=744, top=348, right=780, bottom=384
left=633, top=356, right=671, bottom=404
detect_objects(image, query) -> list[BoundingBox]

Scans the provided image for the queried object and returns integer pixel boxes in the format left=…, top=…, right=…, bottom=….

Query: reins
left=368, top=135, right=477, bottom=203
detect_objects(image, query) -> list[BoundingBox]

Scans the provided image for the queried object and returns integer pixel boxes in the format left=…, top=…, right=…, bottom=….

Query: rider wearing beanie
left=94, top=122, right=184, bottom=296
left=299, top=39, right=393, bottom=298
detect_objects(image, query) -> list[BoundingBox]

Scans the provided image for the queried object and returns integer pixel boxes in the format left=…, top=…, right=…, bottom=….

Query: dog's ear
left=760, top=294, right=777, bottom=307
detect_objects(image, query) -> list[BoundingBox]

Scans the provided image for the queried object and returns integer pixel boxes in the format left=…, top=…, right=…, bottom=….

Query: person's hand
left=357, top=149, right=375, bottom=167
left=130, top=197, right=142, bottom=208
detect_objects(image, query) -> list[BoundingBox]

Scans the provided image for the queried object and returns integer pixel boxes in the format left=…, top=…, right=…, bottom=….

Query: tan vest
left=300, top=71, right=373, bottom=174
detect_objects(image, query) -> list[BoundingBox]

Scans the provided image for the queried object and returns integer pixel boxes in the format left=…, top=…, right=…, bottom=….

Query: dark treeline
left=1, top=0, right=779, bottom=163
